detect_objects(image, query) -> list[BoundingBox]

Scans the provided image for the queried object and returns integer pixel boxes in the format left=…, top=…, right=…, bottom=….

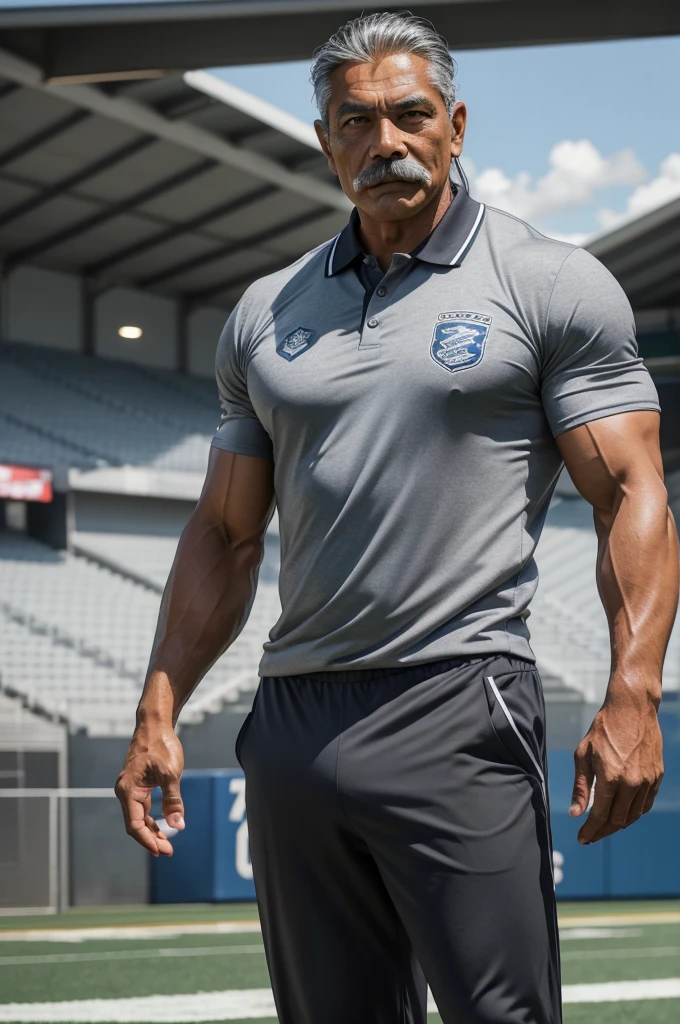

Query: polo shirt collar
left=324, top=182, right=485, bottom=277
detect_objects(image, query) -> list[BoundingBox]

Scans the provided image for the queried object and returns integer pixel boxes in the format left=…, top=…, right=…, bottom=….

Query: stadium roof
left=0, top=1, right=679, bottom=84
left=587, top=196, right=680, bottom=310
left=1, top=36, right=679, bottom=317
left=0, top=46, right=349, bottom=309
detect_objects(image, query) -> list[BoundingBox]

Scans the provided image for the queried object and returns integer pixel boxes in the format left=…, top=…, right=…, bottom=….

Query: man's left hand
left=569, top=689, right=664, bottom=844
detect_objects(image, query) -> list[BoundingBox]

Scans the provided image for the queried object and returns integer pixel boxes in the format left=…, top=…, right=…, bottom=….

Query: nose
left=369, top=116, right=409, bottom=161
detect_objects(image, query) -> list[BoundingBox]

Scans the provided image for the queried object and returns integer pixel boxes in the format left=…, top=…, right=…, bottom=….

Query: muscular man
left=116, top=12, right=678, bottom=1024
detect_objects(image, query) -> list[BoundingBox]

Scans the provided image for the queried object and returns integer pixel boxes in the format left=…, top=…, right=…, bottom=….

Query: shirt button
left=376, top=286, right=387, bottom=297
left=367, top=317, right=379, bottom=328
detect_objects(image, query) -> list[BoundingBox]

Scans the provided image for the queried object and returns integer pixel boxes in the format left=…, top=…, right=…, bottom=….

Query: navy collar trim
left=324, top=184, right=485, bottom=277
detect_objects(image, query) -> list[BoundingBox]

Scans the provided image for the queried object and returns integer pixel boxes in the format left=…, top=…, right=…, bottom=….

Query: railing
left=0, top=788, right=115, bottom=915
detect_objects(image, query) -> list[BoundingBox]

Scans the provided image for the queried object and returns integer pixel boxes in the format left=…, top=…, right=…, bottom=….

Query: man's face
left=315, top=52, right=466, bottom=222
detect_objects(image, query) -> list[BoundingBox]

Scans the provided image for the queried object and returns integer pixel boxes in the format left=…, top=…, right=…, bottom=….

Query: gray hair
left=311, top=11, right=456, bottom=129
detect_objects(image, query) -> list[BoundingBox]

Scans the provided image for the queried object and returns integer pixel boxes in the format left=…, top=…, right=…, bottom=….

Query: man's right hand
left=115, top=727, right=185, bottom=857
left=114, top=449, right=274, bottom=856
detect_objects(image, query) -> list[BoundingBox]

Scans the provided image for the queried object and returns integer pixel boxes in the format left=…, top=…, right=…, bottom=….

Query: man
left=116, top=12, right=678, bottom=1024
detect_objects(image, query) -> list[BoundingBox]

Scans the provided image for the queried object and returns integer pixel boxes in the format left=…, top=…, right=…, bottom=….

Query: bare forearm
left=558, top=413, right=673, bottom=840
left=138, top=515, right=264, bottom=727
left=596, top=479, right=678, bottom=706
left=116, top=450, right=274, bottom=853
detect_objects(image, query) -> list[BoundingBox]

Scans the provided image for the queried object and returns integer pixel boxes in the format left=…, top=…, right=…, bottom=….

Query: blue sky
left=215, top=35, right=680, bottom=241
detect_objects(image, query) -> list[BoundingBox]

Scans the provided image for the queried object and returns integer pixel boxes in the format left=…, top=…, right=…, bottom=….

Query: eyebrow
left=335, top=94, right=436, bottom=123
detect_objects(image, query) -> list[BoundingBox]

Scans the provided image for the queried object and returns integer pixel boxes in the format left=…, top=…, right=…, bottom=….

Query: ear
left=314, top=119, right=338, bottom=177
left=450, top=101, right=467, bottom=159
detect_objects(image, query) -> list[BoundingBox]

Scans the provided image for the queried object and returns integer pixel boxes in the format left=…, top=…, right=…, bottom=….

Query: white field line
left=0, top=944, right=265, bottom=966
left=559, top=927, right=642, bottom=940
left=0, top=922, right=261, bottom=944
left=561, top=946, right=680, bottom=961
left=3, top=941, right=676, bottom=970
left=562, top=978, right=680, bottom=1003
left=0, top=980, right=679, bottom=1021
left=1, top=942, right=675, bottom=966
left=0, top=990, right=276, bottom=1022
left=559, top=912, right=680, bottom=928
left=3, top=916, right=665, bottom=945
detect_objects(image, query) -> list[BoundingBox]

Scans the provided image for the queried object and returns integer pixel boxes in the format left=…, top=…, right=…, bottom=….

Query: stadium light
left=118, top=325, right=143, bottom=339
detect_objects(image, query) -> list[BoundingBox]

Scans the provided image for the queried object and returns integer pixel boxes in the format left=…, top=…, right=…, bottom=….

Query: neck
left=356, top=181, right=453, bottom=272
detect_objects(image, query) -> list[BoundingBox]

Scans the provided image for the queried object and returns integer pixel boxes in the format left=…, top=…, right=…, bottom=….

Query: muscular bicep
left=556, top=411, right=664, bottom=518
left=195, top=447, right=275, bottom=546
left=141, top=448, right=275, bottom=715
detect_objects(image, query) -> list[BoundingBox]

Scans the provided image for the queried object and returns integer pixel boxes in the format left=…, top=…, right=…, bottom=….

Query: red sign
left=0, top=465, right=53, bottom=502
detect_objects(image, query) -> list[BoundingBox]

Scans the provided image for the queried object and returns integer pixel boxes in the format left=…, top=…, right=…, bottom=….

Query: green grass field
left=0, top=900, right=677, bottom=1022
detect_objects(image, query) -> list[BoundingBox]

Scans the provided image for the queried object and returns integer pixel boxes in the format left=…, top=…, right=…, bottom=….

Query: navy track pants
left=236, top=654, right=562, bottom=1024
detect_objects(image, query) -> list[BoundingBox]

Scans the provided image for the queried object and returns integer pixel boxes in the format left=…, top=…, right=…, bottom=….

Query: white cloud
left=468, top=139, right=646, bottom=223
left=541, top=230, right=590, bottom=246
left=596, top=153, right=680, bottom=231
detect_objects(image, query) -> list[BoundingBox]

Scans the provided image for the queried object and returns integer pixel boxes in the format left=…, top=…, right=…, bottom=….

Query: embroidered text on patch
left=278, top=327, right=316, bottom=361
left=430, top=311, right=492, bottom=373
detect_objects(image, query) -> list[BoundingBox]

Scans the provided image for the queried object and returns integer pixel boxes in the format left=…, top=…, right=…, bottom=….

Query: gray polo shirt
left=212, top=187, right=659, bottom=676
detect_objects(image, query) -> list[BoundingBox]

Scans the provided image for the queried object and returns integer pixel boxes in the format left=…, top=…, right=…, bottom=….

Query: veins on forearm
left=140, top=522, right=263, bottom=722
left=594, top=486, right=677, bottom=698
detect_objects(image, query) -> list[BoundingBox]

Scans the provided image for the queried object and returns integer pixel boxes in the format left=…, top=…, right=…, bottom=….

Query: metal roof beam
left=0, top=80, right=19, bottom=101
left=601, top=230, right=680, bottom=284
left=623, top=253, right=680, bottom=306
left=155, top=90, right=216, bottom=121
left=588, top=197, right=680, bottom=260
left=0, top=46, right=349, bottom=214
left=0, top=136, right=156, bottom=266
left=87, top=183, right=277, bottom=277
left=137, top=206, right=332, bottom=289
left=0, top=107, right=89, bottom=169
left=592, top=221, right=680, bottom=295
left=185, top=255, right=295, bottom=308
left=2, top=155, right=215, bottom=270
left=2, top=2, right=680, bottom=81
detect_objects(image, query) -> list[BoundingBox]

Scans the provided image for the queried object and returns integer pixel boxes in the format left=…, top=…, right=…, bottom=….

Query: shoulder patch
left=430, top=311, right=491, bottom=373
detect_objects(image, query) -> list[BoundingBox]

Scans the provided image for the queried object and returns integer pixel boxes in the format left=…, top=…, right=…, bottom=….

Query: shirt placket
left=358, top=253, right=412, bottom=350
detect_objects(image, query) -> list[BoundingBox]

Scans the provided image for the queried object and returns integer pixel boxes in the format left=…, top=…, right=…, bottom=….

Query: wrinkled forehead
left=327, top=52, right=442, bottom=119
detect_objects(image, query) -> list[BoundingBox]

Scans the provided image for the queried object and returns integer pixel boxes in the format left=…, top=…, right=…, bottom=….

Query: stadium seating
left=73, top=516, right=281, bottom=592
left=533, top=489, right=680, bottom=703
left=0, top=343, right=219, bottom=474
left=0, top=413, right=95, bottom=470
left=0, top=529, right=280, bottom=736
left=531, top=496, right=610, bottom=702
left=73, top=532, right=182, bottom=591
left=0, top=341, right=281, bottom=735
left=0, top=609, right=144, bottom=735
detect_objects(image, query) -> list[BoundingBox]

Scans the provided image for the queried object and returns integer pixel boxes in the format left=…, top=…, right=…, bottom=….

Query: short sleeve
left=541, top=247, right=659, bottom=437
left=211, top=304, right=273, bottom=459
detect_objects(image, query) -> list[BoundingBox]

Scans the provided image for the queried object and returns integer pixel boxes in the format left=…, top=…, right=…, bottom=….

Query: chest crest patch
left=430, top=311, right=492, bottom=373
left=278, top=326, right=317, bottom=361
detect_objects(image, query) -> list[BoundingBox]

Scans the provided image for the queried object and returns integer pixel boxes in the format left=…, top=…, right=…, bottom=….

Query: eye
left=401, top=109, right=430, bottom=120
left=344, top=115, right=368, bottom=126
